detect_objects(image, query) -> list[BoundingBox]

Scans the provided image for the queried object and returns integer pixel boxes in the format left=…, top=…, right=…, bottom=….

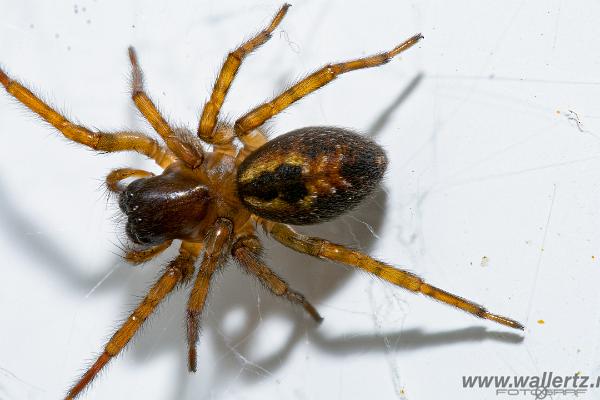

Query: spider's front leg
left=0, top=68, right=176, bottom=168
left=128, top=47, right=204, bottom=168
left=264, top=222, right=524, bottom=331
left=232, top=234, right=323, bottom=323
left=66, top=241, right=202, bottom=400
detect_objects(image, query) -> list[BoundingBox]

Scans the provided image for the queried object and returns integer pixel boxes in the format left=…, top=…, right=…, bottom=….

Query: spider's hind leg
left=264, top=222, right=524, bottom=331
left=232, top=235, right=323, bottom=323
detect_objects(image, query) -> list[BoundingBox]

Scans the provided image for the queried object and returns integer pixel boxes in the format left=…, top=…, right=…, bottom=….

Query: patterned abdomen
left=237, top=126, right=387, bottom=225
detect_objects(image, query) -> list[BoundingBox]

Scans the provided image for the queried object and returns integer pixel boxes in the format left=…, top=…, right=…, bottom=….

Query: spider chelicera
left=0, top=4, right=524, bottom=399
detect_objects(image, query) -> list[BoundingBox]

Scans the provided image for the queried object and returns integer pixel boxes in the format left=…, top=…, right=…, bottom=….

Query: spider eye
left=119, top=185, right=139, bottom=213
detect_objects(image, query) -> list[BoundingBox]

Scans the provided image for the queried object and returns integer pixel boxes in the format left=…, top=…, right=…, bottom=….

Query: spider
left=0, top=4, right=524, bottom=399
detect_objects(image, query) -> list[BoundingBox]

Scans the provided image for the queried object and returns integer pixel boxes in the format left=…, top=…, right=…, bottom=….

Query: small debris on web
left=557, top=109, right=590, bottom=134
left=565, top=110, right=585, bottom=132
left=480, top=256, right=489, bottom=268
left=279, top=30, right=301, bottom=54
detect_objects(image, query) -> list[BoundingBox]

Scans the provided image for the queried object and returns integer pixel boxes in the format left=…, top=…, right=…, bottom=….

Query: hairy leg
left=234, top=33, right=423, bottom=143
left=0, top=68, right=176, bottom=167
left=105, top=168, right=154, bottom=193
left=128, top=47, right=204, bottom=168
left=197, top=4, right=290, bottom=145
left=186, top=218, right=232, bottom=372
left=234, top=127, right=269, bottom=166
left=264, top=222, right=524, bottom=331
left=65, top=241, right=202, bottom=400
left=232, top=235, right=322, bottom=322
left=124, top=240, right=173, bottom=265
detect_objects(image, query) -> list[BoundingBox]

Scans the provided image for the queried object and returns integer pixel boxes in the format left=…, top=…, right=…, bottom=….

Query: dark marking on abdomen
left=239, top=163, right=308, bottom=203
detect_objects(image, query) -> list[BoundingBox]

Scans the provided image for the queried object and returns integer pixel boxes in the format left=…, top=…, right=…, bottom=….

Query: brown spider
left=0, top=4, right=524, bottom=399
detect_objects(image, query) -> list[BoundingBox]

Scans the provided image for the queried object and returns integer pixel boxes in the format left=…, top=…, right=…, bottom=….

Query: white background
left=1, top=1, right=600, bottom=399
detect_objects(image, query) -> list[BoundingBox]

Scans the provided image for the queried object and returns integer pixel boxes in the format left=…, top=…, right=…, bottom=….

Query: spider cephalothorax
left=119, top=168, right=212, bottom=245
left=0, top=4, right=523, bottom=399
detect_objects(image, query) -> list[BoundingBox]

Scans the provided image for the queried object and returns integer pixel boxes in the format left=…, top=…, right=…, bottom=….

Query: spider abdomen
left=237, top=126, right=387, bottom=225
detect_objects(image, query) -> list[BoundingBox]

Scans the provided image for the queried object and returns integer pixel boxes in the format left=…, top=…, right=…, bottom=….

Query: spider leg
left=234, top=33, right=423, bottom=146
left=0, top=68, right=176, bottom=168
left=128, top=47, right=204, bottom=168
left=65, top=241, right=202, bottom=400
left=124, top=240, right=173, bottom=265
left=234, top=127, right=269, bottom=165
left=232, top=235, right=322, bottom=322
left=263, top=222, right=524, bottom=331
left=105, top=168, right=154, bottom=193
left=197, top=4, right=290, bottom=145
left=186, top=218, right=232, bottom=372
left=213, top=137, right=239, bottom=158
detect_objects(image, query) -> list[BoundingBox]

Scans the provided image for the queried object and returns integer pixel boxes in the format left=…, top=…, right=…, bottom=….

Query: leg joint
left=232, top=234, right=262, bottom=256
